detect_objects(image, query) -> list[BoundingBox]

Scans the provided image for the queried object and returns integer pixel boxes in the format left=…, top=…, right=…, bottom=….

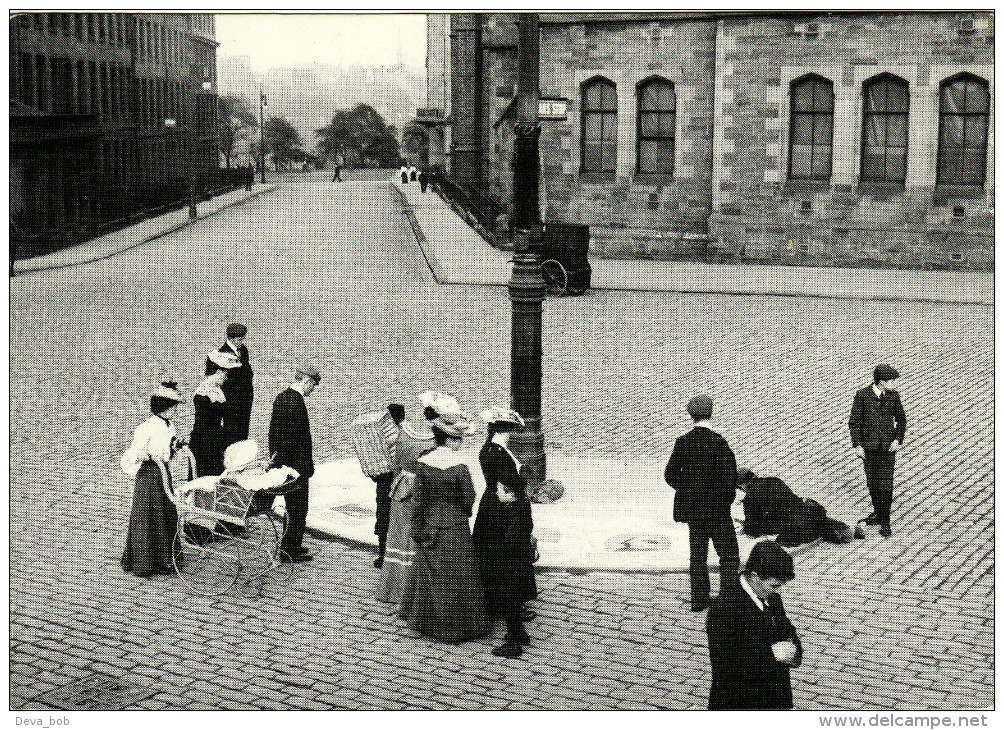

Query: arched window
left=636, top=79, right=675, bottom=175
left=861, top=75, right=909, bottom=184
left=581, top=78, right=617, bottom=173
left=937, top=74, right=989, bottom=187
left=788, top=75, right=833, bottom=181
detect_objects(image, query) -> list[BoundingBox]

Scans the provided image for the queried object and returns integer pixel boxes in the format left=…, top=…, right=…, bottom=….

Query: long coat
left=189, top=393, right=228, bottom=477
left=207, top=342, right=253, bottom=444
left=664, top=426, right=738, bottom=524
left=268, top=388, right=313, bottom=479
left=848, top=386, right=906, bottom=452
left=473, top=442, right=538, bottom=613
left=707, top=586, right=802, bottom=710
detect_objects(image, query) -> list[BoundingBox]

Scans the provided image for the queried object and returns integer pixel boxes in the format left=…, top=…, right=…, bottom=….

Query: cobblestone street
left=9, top=178, right=993, bottom=710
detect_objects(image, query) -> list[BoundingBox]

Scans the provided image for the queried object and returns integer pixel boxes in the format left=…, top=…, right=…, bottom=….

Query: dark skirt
left=399, top=524, right=489, bottom=642
left=121, top=460, right=178, bottom=577
left=473, top=500, right=538, bottom=615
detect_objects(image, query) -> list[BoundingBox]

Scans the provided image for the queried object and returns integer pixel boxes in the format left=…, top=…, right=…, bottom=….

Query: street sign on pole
left=538, top=98, right=567, bottom=120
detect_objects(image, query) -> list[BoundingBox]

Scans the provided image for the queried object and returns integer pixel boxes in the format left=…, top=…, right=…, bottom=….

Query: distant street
left=10, top=174, right=993, bottom=709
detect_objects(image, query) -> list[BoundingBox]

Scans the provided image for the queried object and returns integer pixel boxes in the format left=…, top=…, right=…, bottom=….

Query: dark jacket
left=474, top=443, right=538, bottom=608
left=412, top=461, right=477, bottom=530
left=207, top=342, right=254, bottom=442
left=665, top=426, right=738, bottom=523
left=268, top=388, right=313, bottom=479
left=742, top=477, right=804, bottom=538
left=849, top=386, right=906, bottom=451
left=189, top=394, right=228, bottom=477
left=707, top=585, right=802, bottom=710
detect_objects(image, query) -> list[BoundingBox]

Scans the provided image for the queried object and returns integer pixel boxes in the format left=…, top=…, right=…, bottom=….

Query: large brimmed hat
left=418, top=390, right=461, bottom=415
left=431, top=412, right=471, bottom=438
left=207, top=350, right=242, bottom=369
left=152, top=380, right=184, bottom=402
left=481, top=406, right=525, bottom=427
left=223, top=439, right=260, bottom=472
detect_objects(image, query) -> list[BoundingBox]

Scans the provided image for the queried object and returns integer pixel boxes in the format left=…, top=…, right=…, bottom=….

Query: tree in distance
left=316, top=104, right=403, bottom=168
left=217, top=95, right=257, bottom=169
left=259, top=116, right=306, bottom=172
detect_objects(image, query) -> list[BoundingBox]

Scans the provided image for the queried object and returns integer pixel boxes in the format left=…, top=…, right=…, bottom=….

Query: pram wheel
left=173, top=520, right=240, bottom=596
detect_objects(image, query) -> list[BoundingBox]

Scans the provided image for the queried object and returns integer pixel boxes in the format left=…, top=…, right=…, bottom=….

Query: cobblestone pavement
left=10, top=178, right=992, bottom=710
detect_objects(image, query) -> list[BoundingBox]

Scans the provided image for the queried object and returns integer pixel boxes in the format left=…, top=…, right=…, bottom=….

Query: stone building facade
left=437, top=12, right=994, bottom=270
left=10, top=12, right=220, bottom=246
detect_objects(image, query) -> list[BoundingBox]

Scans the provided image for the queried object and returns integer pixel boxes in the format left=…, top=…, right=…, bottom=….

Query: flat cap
left=687, top=394, right=713, bottom=419
left=745, top=539, right=795, bottom=582
left=226, top=322, right=248, bottom=339
left=873, top=364, right=900, bottom=381
left=296, top=364, right=321, bottom=383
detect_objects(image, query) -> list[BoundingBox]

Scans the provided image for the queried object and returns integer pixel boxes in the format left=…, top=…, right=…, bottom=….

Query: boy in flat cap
left=665, top=394, right=740, bottom=611
left=849, top=364, right=907, bottom=537
left=706, top=540, right=802, bottom=710
left=206, top=323, right=254, bottom=445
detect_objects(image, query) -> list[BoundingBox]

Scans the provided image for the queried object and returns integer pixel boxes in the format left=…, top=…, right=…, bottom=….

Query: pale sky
left=215, top=12, right=427, bottom=71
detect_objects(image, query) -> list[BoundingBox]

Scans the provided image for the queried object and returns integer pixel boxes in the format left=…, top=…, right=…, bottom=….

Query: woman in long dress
left=399, top=412, right=489, bottom=643
left=189, top=350, right=242, bottom=477
left=376, top=392, right=458, bottom=603
left=121, top=380, right=186, bottom=577
left=474, top=407, right=538, bottom=658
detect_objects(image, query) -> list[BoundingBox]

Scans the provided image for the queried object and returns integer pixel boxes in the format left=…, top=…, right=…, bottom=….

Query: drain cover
left=33, top=673, right=156, bottom=710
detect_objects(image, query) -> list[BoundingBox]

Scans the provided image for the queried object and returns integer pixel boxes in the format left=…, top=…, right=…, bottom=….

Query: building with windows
left=10, top=12, right=220, bottom=250
left=438, top=12, right=993, bottom=269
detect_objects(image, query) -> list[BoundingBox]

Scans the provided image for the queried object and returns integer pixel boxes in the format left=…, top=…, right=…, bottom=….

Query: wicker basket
left=350, top=410, right=397, bottom=477
left=213, top=479, right=254, bottom=524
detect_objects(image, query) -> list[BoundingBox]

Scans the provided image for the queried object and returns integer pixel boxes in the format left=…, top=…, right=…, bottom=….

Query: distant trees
left=217, top=95, right=257, bottom=168
left=401, top=120, right=429, bottom=167
left=263, top=116, right=306, bottom=171
left=316, top=104, right=402, bottom=168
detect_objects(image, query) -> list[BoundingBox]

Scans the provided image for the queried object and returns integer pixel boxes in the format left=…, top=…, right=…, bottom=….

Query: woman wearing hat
left=474, top=407, right=538, bottom=658
left=120, top=380, right=186, bottom=577
left=399, top=412, right=489, bottom=643
left=190, top=351, right=242, bottom=477
left=376, top=392, right=457, bottom=603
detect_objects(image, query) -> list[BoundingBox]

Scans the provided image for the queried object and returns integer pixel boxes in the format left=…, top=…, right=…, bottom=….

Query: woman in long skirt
left=189, top=350, right=241, bottom=477
left=120, top=381, right=185, bottom=577
left=376, top=392, right=457, bottom=603
left=474, top=407, right=538, bottom=657
left=399, top=412, right=488, bottom=643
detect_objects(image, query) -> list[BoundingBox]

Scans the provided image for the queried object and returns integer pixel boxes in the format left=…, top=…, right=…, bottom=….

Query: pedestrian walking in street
left=400, top=164, right=409, bottom=184
left=408, top=164, right=418, bottom=182
left=253, top=365, right=321, bottom=563
left=849, top=364, right=907, bottom=538
left=706, top=539, right=802, bottom=710
left=190, top=350, right=242, bottom=477
left=399, top=412, right=489, bottom=643
left=474, top=407, right=538, bottom=658
left=206, top=323, right=253, bottom=446
left=376, top=392, right=455, bottom=603
left=418, top=169, right=429, bottom=193
left=370, top=403, right=405, bottom=568
left=120, top=380, right=186, bottom=578
left=664, top=394, right=741, bottom=611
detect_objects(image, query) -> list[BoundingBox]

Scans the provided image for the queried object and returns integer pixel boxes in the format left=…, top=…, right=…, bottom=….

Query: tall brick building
left=10, top=12, right=220, bottom=247
left=435, top=12, right=994, bottom=269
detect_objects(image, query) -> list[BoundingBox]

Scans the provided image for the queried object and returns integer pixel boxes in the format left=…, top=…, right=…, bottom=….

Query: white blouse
left=121, top=415, right=177, bottom=477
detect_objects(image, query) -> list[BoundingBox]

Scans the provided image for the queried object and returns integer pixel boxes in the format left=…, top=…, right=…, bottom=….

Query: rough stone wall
left=536, top=19, right=718, bottom=257
left=711, top=12, right=994, bottom=269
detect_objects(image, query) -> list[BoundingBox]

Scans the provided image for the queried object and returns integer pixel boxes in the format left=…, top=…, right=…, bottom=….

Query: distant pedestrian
left=254, top=365, right=321, bottom=562
left=399, top=412, right=489, bottom=642
left=120, top=380, right=186, bottom=578
left=475, top=407, right=538, bottom=658
left=332, top=160, right=342, bottom=182
left=707, top=540, right=802, bottom=710
left=849, top=364, right=907, bottom=538
left=376, top=392, right=455, bottom=603
left=664, top=394, right=740, bottom=611
left=206, top=323, right=253, bottom=446
left=418, top=169, right=429, bottom=193
left=190, top=350, right=242, bottom=477
left=400, top=164, right=409, bottom=184
left=408, top=164, right=417, bottom=182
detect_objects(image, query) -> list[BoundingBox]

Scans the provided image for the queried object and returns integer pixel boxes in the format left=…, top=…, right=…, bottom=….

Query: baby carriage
left=169, top=440, right=301, bottom=596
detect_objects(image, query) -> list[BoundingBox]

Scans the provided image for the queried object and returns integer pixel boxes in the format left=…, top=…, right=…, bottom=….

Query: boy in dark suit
left=664, top=394, right=740, bottom=611
left=707, top=540, right=802, bottom=710
left=849, top=364, right=907, bottom=537
left=258, top=365, right=321, bottom=562
left=206, top=323, right=254, bottom=445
